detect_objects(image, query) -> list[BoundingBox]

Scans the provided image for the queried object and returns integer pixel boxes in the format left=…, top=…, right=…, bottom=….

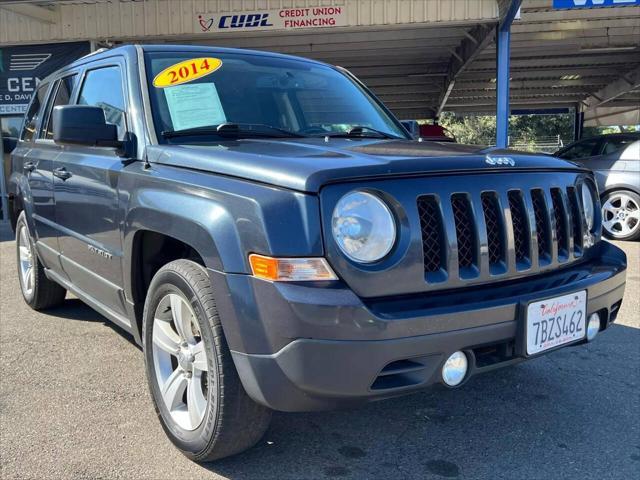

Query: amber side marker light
left=249, top=254, right=338, bottom=282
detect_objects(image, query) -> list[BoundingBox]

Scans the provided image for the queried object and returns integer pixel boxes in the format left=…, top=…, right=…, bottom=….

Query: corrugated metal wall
left=0, top=0, right=498, bottom=45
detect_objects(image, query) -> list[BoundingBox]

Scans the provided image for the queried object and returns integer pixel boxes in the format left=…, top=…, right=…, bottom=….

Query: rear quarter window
left=41, top=75, right=78, bottom=140
left=21, top=83, right=50, bottom=142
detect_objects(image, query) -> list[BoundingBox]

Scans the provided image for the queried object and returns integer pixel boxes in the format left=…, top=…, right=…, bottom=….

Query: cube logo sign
left=553, top=0, right=639, bottom=8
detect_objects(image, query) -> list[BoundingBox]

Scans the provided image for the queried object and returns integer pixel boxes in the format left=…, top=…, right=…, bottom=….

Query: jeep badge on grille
left=485, top=155, right=516, bottom=166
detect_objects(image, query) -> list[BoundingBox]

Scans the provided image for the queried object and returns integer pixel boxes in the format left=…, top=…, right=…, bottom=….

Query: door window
left=557, top=138, right=599, bottom=160
left=21, top=83, right=49, bottom=141
left=77, top=66, right=126, bottom=138
left=41, top=75, right=78, bottom=140
left=601, top=136, right=636, bottom=156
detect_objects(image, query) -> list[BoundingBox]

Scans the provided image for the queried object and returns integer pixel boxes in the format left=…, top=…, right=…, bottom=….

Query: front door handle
left=53, top=167, right=72, bottom=180
left=23, top=161, right=36, bottom=172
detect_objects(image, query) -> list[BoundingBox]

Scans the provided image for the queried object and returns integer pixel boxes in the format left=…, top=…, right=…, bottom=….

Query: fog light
left=442, top=351, right=468, bottom=387
left=587, top=313, right=600, bottom=341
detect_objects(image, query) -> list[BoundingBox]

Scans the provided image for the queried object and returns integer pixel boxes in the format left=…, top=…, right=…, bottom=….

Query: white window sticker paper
left=164, top=82, right=226, bottom=131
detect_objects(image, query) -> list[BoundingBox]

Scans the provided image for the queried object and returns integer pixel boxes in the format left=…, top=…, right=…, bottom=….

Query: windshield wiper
left=162, top=123, right=305, bottom=139
left=319, top=125, right=402, bottom=140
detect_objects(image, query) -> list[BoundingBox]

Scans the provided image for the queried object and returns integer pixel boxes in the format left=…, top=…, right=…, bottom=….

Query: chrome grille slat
left=438, top=199, right=460, bottom=282
left=507, top=190, right=531, bottom=269
left=475, top=195, right=491, bottom=279
left=543, top=188, right=559, bottom=266
left=499, top=190, right=518, bottom=274
left=523, top=191, right=540, bottom=269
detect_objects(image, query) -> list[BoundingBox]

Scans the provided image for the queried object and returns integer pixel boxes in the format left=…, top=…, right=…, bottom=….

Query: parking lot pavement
left=0, top=223, right=638, bottom=480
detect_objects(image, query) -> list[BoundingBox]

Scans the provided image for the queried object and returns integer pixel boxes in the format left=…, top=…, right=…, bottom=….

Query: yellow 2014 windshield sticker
left=153, top=57, right=222, bottom=88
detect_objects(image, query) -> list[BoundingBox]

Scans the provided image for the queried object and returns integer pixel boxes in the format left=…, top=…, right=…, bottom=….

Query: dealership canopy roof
left=1, top=0, right=639, bottom=123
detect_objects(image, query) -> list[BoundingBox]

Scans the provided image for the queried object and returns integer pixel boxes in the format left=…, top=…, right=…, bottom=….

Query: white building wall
left=1, top=0, right=498, bottom=45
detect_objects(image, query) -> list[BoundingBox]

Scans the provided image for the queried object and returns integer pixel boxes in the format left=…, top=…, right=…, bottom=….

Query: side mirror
left=53, top=105, right=123, bottom=150
left=2, top=136, right=17, bottom=155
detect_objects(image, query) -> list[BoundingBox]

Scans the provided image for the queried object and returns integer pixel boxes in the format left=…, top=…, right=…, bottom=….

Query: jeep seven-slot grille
left=418, top=186, right=584, bottom=282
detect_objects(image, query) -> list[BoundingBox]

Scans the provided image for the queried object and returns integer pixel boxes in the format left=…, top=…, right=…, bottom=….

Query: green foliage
left=439, top=112, right=574, bottom=148
left=439, top=112, right=639, bottom=151
left=438, top=113, right=496, bottom=145
left=583, top=125, right=640, bottom=137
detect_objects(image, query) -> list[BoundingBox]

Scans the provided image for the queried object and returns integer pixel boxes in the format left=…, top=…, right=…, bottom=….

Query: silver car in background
left=556, top=133, right=640, bottom=241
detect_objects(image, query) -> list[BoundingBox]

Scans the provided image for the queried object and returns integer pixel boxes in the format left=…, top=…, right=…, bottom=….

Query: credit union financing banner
left=196, top=6, right=347, bottom=33
left=0, top=42, right=90, bottom=115
left=553, top=0, right=639, bottom=8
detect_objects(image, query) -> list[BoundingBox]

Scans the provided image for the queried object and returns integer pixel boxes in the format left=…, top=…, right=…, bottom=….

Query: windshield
left=144, top=51, right=407, bottom=141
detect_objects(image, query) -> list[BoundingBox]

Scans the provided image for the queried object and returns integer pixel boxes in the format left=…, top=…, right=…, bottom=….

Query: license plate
left=526, top=291, right=587, bottom=355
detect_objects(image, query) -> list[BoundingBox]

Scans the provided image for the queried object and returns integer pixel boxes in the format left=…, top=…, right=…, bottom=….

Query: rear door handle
left=23, top=161, right=36, bottom=172
left=53, top=167, right=72, bottom=180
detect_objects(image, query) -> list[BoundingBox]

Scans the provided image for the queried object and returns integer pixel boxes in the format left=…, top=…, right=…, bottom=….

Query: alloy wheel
left=602, top=192, right=640, bottom=239
left=18, top=225, right=34, bottom=297
left=152, top=293, right=209, bottom=431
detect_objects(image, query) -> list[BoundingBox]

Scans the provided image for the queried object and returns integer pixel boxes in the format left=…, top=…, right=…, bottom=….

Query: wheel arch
left=600, top=183, right=640, bottom=199
left=123, top=199, right=244, bottom=343
left=8, top=173, right=33, bottom=232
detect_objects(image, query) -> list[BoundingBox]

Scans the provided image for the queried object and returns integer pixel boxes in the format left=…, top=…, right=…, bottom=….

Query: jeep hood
left=147, top=138, right=583, bottom=193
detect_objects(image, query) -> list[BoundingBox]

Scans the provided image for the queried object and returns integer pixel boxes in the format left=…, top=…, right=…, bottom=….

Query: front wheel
left=601, top=190, right=640, bottom=241
left=142, top=259, right=271, bottom=462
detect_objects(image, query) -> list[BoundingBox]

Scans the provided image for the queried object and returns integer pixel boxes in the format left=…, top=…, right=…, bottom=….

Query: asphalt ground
left=1, top=222, right=638, bottom=480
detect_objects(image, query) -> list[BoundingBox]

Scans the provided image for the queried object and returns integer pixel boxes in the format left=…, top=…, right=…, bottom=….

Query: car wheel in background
left=601, top=190, right=640, bottom=241
left=15, top=211, right=67, bottom=310
left=142, top=259, right=271, bottom=462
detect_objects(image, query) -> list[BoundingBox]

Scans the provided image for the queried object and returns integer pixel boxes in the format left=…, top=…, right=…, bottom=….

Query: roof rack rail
left=77, top=47, right=110, bottom=61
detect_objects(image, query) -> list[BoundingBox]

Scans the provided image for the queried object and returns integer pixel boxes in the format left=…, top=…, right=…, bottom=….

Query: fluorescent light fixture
left=490, top=77, right=512, bottom=83
left=580, top=46, right=637, bottom=53
left=407, top=73, right=449, bottom=77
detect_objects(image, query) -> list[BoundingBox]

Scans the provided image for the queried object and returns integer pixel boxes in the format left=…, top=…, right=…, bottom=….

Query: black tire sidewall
left=601, top=190, right=640, bottom=241
left=142, top=265, right=220, bottom=456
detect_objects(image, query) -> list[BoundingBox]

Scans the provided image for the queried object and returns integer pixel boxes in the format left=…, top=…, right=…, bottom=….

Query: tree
left=439, top=112, right=573, bottom=149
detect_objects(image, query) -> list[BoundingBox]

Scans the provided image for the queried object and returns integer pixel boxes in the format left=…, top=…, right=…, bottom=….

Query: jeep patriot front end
left=8, top=45, right=626, bottom=461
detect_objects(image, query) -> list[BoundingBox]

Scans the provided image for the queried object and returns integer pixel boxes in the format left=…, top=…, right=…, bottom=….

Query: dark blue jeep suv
left=7, top=45, right=627, bottom=462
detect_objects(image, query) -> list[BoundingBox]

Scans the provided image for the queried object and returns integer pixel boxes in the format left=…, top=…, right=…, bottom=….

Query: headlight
left=581, top=182, right=596, bottom=232
left=331, top=191, right=396, bottom=263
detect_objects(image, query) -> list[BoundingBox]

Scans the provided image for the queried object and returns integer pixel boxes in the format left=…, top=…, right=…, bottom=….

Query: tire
left=142, top=259, right=271, bottom=462
left=15, top=211, right=67, bottom=310
left=601, top=190, right=640, bottom=241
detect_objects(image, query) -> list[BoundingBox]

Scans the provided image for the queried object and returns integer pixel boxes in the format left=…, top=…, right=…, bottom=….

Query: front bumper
left=209, top=241, right=626, bottom=412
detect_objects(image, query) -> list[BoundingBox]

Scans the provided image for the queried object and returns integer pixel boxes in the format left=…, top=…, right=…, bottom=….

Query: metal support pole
left=495, top=0, right=522, bottom=149
left=573, top=105, right=584, bottom=141
left=496, top=26, right=511, bottom=149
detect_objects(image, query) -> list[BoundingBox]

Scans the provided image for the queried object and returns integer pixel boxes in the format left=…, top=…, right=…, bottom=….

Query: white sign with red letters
left=196, top=6, right=347, bottom=33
